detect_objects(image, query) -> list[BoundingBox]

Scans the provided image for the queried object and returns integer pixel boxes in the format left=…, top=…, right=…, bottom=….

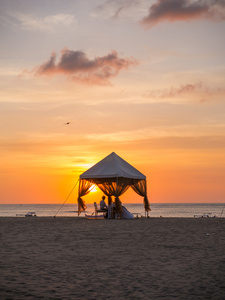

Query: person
left=100, top=195, right=107, bottom=211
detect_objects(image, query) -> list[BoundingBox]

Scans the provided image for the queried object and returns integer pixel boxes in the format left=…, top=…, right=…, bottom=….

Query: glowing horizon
left=1, top=0, right=225, bottom=205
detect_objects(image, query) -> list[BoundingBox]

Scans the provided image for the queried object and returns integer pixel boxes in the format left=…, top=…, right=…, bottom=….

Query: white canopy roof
left=80, top=152, right=146, bottom=180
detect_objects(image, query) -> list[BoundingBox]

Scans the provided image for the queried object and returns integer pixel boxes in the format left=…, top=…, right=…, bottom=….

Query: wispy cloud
left=141, top=0, right=225, bottom=28
left=144, top=82, right=203, bottom=98
left=143, top=82, right=225, bottom=101
left=6, top=13, right=76, bottom=32
left=93, top=0, right=146, bottom=20
left=86, top=124, right=225, bottom=144
left=31, top=48, right=138, bottom=85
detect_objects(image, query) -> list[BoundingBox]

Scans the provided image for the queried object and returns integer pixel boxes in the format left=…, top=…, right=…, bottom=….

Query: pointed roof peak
left=80, top=152, right=146, bottom=180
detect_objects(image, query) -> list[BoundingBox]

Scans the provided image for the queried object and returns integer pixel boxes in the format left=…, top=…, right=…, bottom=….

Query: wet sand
left=0, top=217, right=225, bottom=299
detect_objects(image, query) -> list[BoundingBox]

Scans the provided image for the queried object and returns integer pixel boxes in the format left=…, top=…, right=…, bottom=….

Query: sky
left=1, top=0, right=225, bottom=205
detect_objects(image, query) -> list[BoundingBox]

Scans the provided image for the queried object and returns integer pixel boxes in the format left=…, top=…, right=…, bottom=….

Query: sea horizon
left=0, top=203, right=224, bottom=218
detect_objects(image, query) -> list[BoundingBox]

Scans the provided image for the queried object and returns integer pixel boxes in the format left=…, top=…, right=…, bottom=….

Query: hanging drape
left=96, top=178, right=130, bottom=198
left=79, top=178, right=130, bottom=203
left=131, top=179, right=151, bottom=212
left=78, top=177, right=150, bottom=213
left=107, top=195, right=112, bottom=205
left=143, top=196, right=150, bottom=212
left=77, top=179, right=93, bottom=215
left=115, top=196, right=122, bottom=214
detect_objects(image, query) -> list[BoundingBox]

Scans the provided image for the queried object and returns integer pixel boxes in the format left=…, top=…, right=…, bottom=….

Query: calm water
left=0, top=203, right=224, bottom=218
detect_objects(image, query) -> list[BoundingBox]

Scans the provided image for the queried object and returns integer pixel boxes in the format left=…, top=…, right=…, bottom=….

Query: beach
left=0, top=217, right=225, bottom=299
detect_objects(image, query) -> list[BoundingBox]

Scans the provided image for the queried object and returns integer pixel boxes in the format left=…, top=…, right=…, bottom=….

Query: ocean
left=0, top=203, right=224, bottom=218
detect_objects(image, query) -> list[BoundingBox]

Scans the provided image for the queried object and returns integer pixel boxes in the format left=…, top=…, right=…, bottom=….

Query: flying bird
left=63, top=122, right=70, bottom=125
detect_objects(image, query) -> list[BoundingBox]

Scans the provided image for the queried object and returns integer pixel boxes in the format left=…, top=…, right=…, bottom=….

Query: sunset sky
left=1, top=0, right=225, bottom=205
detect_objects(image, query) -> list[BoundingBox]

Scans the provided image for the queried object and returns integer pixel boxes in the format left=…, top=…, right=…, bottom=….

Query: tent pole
left=116, top=177, right=118, bottom=195
left=115, top=177, right=118, bottom=219
left=145, top=180, right=147, bottom=217
left=146, top=179, right=148, bottom=218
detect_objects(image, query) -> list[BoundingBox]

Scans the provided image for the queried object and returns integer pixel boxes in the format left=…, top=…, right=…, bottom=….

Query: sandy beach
left=0, top=217, right=225, bottom=299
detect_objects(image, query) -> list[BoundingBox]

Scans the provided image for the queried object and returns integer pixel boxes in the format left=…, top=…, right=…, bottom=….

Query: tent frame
left=77, top=152, right=150, bottom=216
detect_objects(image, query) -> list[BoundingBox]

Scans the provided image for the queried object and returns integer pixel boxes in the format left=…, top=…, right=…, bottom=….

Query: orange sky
left=1, top=0, right=225, bottom=205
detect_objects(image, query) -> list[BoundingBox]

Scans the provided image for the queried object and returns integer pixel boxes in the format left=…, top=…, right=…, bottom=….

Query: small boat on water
left=25, top=212, right=37, bottom=217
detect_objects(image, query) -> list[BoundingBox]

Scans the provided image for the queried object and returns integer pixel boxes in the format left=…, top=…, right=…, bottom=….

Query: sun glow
left=90, top=185, right=98, bottom=193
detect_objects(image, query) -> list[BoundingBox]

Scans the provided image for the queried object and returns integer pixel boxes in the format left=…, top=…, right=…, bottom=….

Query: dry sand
left=0, top=217, right=225, bottom=299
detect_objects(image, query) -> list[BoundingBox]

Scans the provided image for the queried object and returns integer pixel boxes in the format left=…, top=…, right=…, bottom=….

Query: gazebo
left=77, top=152, right=150, bottom=217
